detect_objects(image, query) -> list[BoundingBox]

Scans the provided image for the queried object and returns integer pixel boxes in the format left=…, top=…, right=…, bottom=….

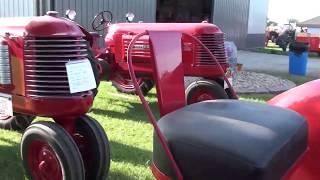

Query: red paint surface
left=151, top=162, right=171, bottom=180
left=296, top=35, right=320, bottom=53
left=127, top=31, right=184, bottom=180
left=148, top=31, right=186, bottom=116
left=0, top=14, right=94, bottom=122
left=108, top=23, right=222, bottom=35
left=268, top=80, right=320, bottom=180
left=105, top=22, right=228, bottom=80
left=0, top=16, right=84, bottom=37
left=189, top=89, right=216, bottom=104
left=27, top=141, right=62, bottom=180
left=13, top=92, right=93, bottom=118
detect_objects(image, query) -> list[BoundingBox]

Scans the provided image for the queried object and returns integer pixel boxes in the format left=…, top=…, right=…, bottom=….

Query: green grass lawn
left=0, top=82, right=279, bottom=180
left=255, top=43, right=288, bottom=56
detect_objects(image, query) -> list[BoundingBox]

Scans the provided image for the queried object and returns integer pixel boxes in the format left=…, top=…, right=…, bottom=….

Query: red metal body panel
left=105, top=23, right=228, bottom=79
left=151, top=162, right=170, bottom=180
left=0, top=16, right=84, bottom=37
left=0, top=12, right=105, bottom=180
left=0, top=14, right=93, bottom=121
left=268, top=80, right=320, bottom=180
left=296, top=33, right=320, bottom=52
left=13, top=93, right=93, bottom=118
left=127, top=31, right=184, bottom=180
left=148, top=31, right=186, bottom=116
left=107, top=23, right=222, bottom=35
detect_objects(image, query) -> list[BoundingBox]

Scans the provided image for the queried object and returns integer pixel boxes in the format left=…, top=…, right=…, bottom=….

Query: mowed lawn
left=0, top=82, right=274, bottom=180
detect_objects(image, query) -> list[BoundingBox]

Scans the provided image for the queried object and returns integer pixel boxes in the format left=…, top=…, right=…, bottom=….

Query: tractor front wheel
left=73, top=115, right=111, bottom=179
left=185, top=77, right=228, bottom=104
left=112, top=77, right=154, bottom=96
left=0, top=113, right=35, bottom=132
left=21, top=121, right=85, bottom=180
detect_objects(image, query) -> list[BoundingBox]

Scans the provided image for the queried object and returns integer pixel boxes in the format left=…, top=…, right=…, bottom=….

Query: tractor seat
left=153, top=100, right=308, bottom=180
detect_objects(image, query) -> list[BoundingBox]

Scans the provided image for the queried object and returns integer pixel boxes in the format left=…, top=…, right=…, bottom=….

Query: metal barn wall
left=213, top=0, right=250, bottom=49
left=54, top=0, right=156, bottom=32
left=0, top=0, right=35, bottom=17
left=246, top=0, right=269, bottom=48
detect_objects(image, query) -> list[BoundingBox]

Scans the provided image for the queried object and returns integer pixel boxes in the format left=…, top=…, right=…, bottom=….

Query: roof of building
left=297, top=16, right=320, bottom=28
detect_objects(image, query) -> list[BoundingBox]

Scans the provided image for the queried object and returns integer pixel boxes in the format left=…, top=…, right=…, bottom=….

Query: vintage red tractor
left=0, top=11, right=110, bottom=180
left=90, top=11, right=231, bottom=104
left=127, top=31, right=320, bottom=180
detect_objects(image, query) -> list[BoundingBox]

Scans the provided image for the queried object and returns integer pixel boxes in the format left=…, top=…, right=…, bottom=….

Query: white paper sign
left=66, top=59, right=97, bottom=94
left=0, top=93, right=13, bottom=117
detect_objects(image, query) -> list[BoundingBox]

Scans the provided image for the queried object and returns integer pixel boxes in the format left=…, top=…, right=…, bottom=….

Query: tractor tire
left=0, top=114, right=35, bottom=132
left=185, top=77, right=228, bottom=105
left=87, top=47, right=101, bottom=97
left=21, top=121, right=85, bottom=180
left=73, top=115, right=111, bottom=180
left=112, top=78, right=154, bottom=96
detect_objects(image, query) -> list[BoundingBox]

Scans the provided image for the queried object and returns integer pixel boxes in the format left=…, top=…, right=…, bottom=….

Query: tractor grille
left=195, top=33, right=227, bottom=66
left=24, top=36, right=89, bottom=97
left=123, top=35, right=151, bottom=61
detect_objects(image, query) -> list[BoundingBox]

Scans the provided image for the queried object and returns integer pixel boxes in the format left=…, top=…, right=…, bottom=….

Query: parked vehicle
left=0, top=11, right=110, bottom=179
left=276, top=24, right=296, bottom=51
left=265, top=28, right=279, bottom=46
left=295, top=32, right=320, bottom=55
left=91, top=11, right=231, bottom=104
left=128, top=30, right=320, bottom=180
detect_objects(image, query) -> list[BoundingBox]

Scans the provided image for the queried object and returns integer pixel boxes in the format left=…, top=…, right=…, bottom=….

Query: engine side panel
left=268, top=80, right=320, bottom=180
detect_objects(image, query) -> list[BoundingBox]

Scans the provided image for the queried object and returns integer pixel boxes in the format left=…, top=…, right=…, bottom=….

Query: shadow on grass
left=91, top=100, right=160, bottom=123
left=0, top=137, right=153, bottom=179
left=0, top=138, right=25, bottom=180
left=110, top=141, right=152, bottom=166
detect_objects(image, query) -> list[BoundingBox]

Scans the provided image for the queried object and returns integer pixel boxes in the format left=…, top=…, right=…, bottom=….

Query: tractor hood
left=107, top=23, right=223, bottom=38
left=0, top=15, right=84, bottom=37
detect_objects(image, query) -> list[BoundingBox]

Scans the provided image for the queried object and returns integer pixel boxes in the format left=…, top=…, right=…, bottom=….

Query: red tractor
left=91, top=11, right=231, bottom=104
left=0, top=11, right=110, bottom=179
left=296, top=32, right=320, bottom=55
left=127, top=31, right=320, bottom=180
left=1, top=9, right=319, bottom=180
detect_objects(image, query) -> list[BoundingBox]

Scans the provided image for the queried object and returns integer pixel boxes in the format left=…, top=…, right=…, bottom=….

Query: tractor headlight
left=66, top=9, right=77, bottom=20
left=126, top=12, right=135, bottom=23
left=0, top=39, right=11, bottom=85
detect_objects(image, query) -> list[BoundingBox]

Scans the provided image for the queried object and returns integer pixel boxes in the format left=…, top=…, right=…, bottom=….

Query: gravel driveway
left=238, top=51, right=320, bottom=78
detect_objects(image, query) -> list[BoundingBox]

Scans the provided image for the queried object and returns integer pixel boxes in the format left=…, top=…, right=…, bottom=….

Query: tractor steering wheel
left=92, top=11, right=113, bottom=31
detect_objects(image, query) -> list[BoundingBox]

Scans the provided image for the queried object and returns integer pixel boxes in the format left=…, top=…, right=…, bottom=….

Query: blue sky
left=268, top=0, right=320, bottom=24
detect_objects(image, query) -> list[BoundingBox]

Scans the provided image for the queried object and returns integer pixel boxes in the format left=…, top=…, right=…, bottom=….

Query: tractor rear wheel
left=112, top=77, right=154, bottom=96
left=185, top=77, right=228, bottom=105
left=73, top=115, right=111, bottom=180
left=0, top=113, right=35, bottom=132
left=21, top=121, right=85, bottom=180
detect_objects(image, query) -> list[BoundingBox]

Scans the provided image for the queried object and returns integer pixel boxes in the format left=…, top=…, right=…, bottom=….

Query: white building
left=0, top=0, right=269, bottom=49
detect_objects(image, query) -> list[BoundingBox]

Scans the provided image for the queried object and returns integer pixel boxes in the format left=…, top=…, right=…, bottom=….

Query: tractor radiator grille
left=0, top=43, right=11, bottom=84
left=123, top=35, right=151, bottom=61
left=24, top=37, right=89, bottom=97
left=195, top=33, right=227, bottom=66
